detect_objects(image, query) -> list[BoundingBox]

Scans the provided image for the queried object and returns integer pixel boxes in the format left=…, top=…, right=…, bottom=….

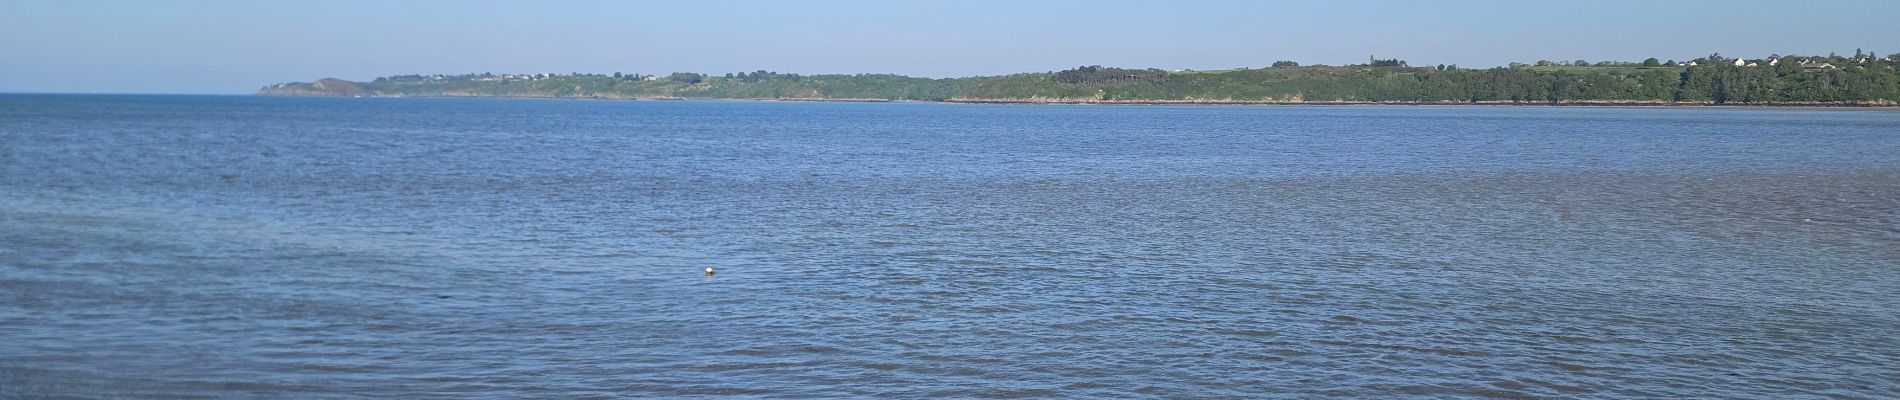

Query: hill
left=258, top=53, right=1900, bottom=106
left=257, top=78, right=367, bottom=97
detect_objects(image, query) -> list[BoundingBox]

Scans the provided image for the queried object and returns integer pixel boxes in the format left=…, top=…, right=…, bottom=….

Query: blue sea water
left=2, top=95, right=1898, bottom=398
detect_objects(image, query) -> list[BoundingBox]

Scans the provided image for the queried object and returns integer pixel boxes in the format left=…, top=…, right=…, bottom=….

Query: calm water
left=3, top=95, right=1898, bottom=398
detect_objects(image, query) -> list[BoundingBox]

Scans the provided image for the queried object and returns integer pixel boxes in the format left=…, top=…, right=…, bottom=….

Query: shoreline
left=248, top=94, right=1900, bottom=108
left=937, top=98, right=1899, bottom=108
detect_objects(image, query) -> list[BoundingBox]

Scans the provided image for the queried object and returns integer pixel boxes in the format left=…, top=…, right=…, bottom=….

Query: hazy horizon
left=3, top=0, right=1897, bottom=94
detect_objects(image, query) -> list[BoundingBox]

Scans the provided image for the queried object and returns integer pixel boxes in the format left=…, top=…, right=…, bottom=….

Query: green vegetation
left=259, top=52, right=1900, bottom=105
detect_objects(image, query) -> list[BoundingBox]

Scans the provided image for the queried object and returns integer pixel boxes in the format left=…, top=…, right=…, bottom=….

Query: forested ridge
left=261, top=52, right=1900, bottom=105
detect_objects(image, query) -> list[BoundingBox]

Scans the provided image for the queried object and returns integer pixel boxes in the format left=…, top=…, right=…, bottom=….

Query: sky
left=2, top=0, right=1896, bottom=94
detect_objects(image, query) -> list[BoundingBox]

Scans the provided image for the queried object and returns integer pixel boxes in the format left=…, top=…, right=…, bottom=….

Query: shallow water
left=2, top=95, right=1898, bottom=398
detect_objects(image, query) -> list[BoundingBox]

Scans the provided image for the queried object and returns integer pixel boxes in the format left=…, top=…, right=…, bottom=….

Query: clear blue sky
left=3, top=0, right=1895, bottom=94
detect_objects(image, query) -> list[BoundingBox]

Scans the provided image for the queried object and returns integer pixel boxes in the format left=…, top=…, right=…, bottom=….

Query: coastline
left=248, top=93, right=1900, bottom=108
left=939, top=98, right=1899, bottom=107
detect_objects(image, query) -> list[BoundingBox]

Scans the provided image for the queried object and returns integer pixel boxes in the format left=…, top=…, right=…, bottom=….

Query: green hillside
left=260, top=53, right=1900, bottom=105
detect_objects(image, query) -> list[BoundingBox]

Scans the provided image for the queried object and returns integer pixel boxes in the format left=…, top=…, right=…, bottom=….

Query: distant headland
left=259, top=52, right=1900, bottom=106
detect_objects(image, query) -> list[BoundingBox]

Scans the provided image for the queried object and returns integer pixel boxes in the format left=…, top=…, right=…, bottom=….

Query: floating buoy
left=705, top=267, right=715, bottom=276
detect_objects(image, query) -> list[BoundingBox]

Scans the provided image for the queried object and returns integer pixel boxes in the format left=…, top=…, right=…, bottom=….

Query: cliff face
left=255, top=78, right=367, bottom=96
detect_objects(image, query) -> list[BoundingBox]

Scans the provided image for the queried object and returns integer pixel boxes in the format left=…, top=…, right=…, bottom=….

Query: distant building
left=1800, top=60, right=1836, bottom=70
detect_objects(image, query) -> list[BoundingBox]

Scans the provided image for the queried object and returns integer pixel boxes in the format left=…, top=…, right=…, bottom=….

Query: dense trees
left=731, top=70, right=799, bottom=83
left=1369, top=58, right=1408, bottom=67
left=1053, top=66, right=1169, bottom=84
left=667, top=73, right=704, bottom=84
left=1029, top=56, right=1896, bottom=104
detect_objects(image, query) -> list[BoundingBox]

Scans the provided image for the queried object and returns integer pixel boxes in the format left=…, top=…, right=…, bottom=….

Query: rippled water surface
left=3, top=95, right=1898, bottom=398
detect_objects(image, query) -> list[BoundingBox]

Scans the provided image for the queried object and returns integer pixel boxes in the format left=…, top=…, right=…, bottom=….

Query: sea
left=2, top=94, right=1897, bottom=398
